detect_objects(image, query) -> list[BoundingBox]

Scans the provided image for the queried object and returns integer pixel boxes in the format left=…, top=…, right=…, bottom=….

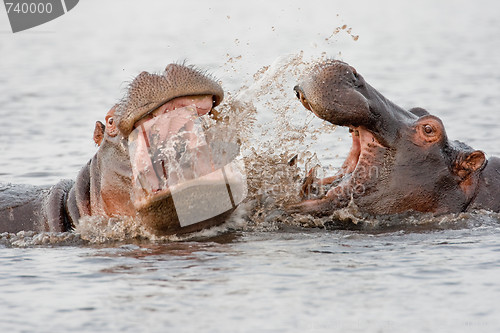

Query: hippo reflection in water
left=0, top=64, right=246, bottom=235
left=290, top=60, right=500, bottom=216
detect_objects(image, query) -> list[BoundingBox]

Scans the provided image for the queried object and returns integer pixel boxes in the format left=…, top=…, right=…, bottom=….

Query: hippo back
left=0, top=183, right=49, bottom=233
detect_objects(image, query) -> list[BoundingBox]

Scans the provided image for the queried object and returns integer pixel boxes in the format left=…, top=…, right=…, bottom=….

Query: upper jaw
left=115, top=64, right=224, bottom=136
left=127, top=96, right=218, bottom=209
left=296, top=91, right=395, bottom=155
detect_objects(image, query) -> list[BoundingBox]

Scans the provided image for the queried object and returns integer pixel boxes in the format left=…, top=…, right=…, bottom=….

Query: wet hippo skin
left=290, top=60, right=500, bottom=216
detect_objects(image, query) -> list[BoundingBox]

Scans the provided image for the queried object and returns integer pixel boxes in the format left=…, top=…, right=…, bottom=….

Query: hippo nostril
left=351, top=66, right=358, bottom=78
left=294, top=86, right=309, bottom=104
left=293, top=85, right=301, bottom=100
left=293, top=85, right=313, bottom=111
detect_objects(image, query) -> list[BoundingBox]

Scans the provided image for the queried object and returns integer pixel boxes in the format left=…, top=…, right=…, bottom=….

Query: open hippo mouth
left=303, top=93, right=385, bottom=195
left=127, top=95, right=247, bottom=226
left=128, top=95, right=216, bottom=199
left=293, top=61, right=389, bottom=207
left=89, top=63, right=250, bottom=234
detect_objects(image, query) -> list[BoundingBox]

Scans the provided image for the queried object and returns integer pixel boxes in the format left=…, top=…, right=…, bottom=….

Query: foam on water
left=0, top=230, right=84, bottom=247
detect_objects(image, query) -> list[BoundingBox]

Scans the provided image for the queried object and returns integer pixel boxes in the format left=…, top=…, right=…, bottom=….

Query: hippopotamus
left=0, top=63, right=245, bottom=235
left=290, top=60, right=500, bottom=216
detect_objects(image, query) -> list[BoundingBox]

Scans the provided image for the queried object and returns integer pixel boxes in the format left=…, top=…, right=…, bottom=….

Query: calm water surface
left=1, top=0, right=500, bottom=332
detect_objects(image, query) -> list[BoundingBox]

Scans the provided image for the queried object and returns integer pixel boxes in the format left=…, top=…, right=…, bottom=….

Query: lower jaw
left=136, top=196, right=234, bottom=236
left=134, top=176, right=244, bottom=233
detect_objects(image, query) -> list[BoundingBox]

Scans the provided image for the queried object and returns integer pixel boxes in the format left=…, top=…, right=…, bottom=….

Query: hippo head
left=89, top=63, right=239, bottom=235
left=291, top=60, right=487, bottom=216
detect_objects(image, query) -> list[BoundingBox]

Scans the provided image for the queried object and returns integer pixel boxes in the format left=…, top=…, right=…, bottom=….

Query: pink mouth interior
left=325, top=126, right=383, bottom=195
left=129, top=95, right=216, bottom=197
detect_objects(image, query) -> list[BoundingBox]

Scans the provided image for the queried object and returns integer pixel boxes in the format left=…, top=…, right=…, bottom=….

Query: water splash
left=215, top=53, right=338, bottom=221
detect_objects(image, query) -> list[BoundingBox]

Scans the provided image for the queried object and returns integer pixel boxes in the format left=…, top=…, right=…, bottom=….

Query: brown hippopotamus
left=0, top=63, right=245, bottom=235
left=290, top=60, right=500, bottom=216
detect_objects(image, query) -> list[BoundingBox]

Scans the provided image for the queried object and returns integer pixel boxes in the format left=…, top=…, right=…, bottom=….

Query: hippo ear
left=409, top=107, right=430, bottom=117
left=93, top=121, right=105, bottom=146
left=455, top=151, right=487, bottom=179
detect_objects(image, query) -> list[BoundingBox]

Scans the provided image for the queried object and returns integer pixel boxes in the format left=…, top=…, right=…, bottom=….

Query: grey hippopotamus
left=0, top=63, right=245, bottom=235
left=290, top=60, right=500, bottom=216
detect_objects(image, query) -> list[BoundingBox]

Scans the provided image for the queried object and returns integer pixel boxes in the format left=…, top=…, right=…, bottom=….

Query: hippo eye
left=423, top=124, right=433, bottom=134
left=107, top=117, right=114, bottom=126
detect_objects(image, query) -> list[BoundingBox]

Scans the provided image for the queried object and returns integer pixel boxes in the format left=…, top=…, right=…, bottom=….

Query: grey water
left=1, top=0, right=500, bottom=332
